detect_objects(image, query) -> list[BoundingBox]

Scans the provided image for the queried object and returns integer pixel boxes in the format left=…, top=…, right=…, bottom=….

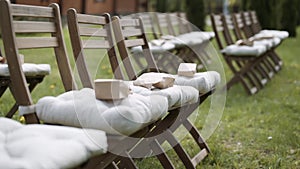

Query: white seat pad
left=132, top=70, right=220, bottom=102
left=0, top=117, right=107, bottom=169
left=259, top=30, right=289, bottom=40
left=221, top=44, right=267, bottom=56
left=131, top=41, right=175, bottom=54
left=129, top=81, right=199, bottom=108
left=0, top=63, right=51, bottom=76
left=174, top=71, right=221, bottom=94
left=36, top=88, right=168, bottom=135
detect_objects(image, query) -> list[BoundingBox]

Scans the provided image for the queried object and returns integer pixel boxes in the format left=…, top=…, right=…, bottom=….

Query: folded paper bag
left=94, top=79, right=130, bottom=100
left=133, top=72, right=175, bottom=89
left=178, top=63, right=197, bottom=77
left=153, top=77, right=175, bottom=89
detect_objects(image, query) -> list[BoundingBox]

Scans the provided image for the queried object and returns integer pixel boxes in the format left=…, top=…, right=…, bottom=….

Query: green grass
left=0, top=26, right=299, bottom=168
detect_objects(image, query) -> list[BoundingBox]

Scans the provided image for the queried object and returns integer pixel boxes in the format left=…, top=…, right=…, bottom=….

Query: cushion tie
left=19, top=105, right=36, bottom=116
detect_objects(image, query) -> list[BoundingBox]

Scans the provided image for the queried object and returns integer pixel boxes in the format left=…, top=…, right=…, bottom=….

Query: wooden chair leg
left=164, top=129, right=195, bottom=169
left=6, top=77, right=43, bottom=118
left=150, top=139, right=175, bottom=169
left=115, top=152, right=138, bottom=169
left=183, top=119, right=210, bottom=152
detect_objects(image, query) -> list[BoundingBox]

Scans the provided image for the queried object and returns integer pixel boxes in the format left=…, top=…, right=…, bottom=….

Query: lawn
left=0, top=26, right=299, bottom=168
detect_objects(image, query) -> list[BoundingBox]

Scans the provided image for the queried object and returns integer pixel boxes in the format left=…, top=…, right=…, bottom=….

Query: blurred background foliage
left=150, top=0, right=299, bottom=37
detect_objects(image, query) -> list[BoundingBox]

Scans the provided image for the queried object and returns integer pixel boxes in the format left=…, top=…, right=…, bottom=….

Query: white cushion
left=221, top=44, right=267, bottom=56
left=259, top=30, right=289, bottom=40
left=131, top=41, right=175, bottom=54
left=0, top=117, right=107, bottom=169
left=174, top=71, right=221, bottom=94
left=184, top=31, right=215, bottom=41
left=129, top=82, right=199, bottom=108
left=133, top=71, right=221, bottom=95
left=36, top=88, right=168, bottom=135
left=0, top=63, right=51, bottom=76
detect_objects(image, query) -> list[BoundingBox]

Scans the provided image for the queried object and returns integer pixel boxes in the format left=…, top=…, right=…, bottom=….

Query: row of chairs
left=210, top=11, right=288, bottom=95
left=0, top=1, right=220, bottom=168
left=123, top=12, right=215, bottom=74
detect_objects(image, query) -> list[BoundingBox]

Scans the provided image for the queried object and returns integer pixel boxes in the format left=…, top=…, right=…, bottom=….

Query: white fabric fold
left=0, top=63, right=51, bottom=76
left=0, top=117, right=107, bottom=169
left=36, top=88, right=168, bottom=135
left=221, top=44, right=267, bottom=56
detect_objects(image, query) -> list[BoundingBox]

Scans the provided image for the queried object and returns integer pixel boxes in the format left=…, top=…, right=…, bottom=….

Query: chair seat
left=174, top=71, right=221, bottom=94
left=0, top=63, right=51, bottom=76
left=221, top=44, right=267, bottom=56
left=132, top=71, right=220, bottom=96
left=36, top=88, right=168, bottom=135
left=129, top=81, right=199, bottom=108
left=131, top=41, right=175, bottom=54
left=0, top=117, right=107, bottom=169
left=259, top=30, right=289, bottom=40
left=183, top=31, right=215, bottom=41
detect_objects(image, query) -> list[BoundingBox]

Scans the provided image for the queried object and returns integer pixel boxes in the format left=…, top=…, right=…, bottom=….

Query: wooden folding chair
left=231, top=13, right=276, bottom=79
left=0, top=0, right=76, bottom=123
left=1, top=2, right=171, bottom=168
left=240, top=11, right=283, bottom=72
left=111, top=15, right=215, bottom=168
left=210, top=13, right=273, bottom=95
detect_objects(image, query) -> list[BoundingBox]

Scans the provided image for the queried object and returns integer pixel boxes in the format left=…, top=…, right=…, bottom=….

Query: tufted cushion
left=259, top=30, right=289, bottom=40
left=129, top=82, right=199, bottom=108
left=0, top=117, right=107, bottom=169
left=221, top=44, right=267, bottom=56
left=174, top=71, right=221, bottom=94
left=133, top=70, right=220, bottom=97
left=36, top=88, right=168, bottom=135
left=131, top=41, right=175, bottom=54
left=0, top=63, right=51, bottom=76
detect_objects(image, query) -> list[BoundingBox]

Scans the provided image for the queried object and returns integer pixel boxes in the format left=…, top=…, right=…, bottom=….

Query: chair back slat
left=122, top=29, right=143, bottom=37
left=119, top=19, right=140, bottom=27
left=13, top=21, right=56, bottom=33
left=16, top=37, right=58, bottom=49
left=125, top=39, right=145, bottom=48
left=11, top=4, right=54, bottom=18
left=78, top=27, right=108, bottom=37
left=81, top=40, right=110, bottom=49
left=77, top=13, right=107, bottom=25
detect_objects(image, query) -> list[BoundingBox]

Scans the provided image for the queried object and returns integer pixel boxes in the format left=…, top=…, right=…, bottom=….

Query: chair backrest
left=166, top=12, right=180, bottom=36
left=111, top=16, right=159, bottom=80
left=232, top=12, right=253, bottom=39
left=134, top=13, right=160, bottom=40
left=0, top=0, right=76, bottom=123
left=67, top=9, right=124, bottom=88
left=249, top=11, right=262, bottom=34
left=210, top=14, right=234, bottom=50
left=154, top=13, right=175, bottom=37
left=177, top=12, right=193, bottom=34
